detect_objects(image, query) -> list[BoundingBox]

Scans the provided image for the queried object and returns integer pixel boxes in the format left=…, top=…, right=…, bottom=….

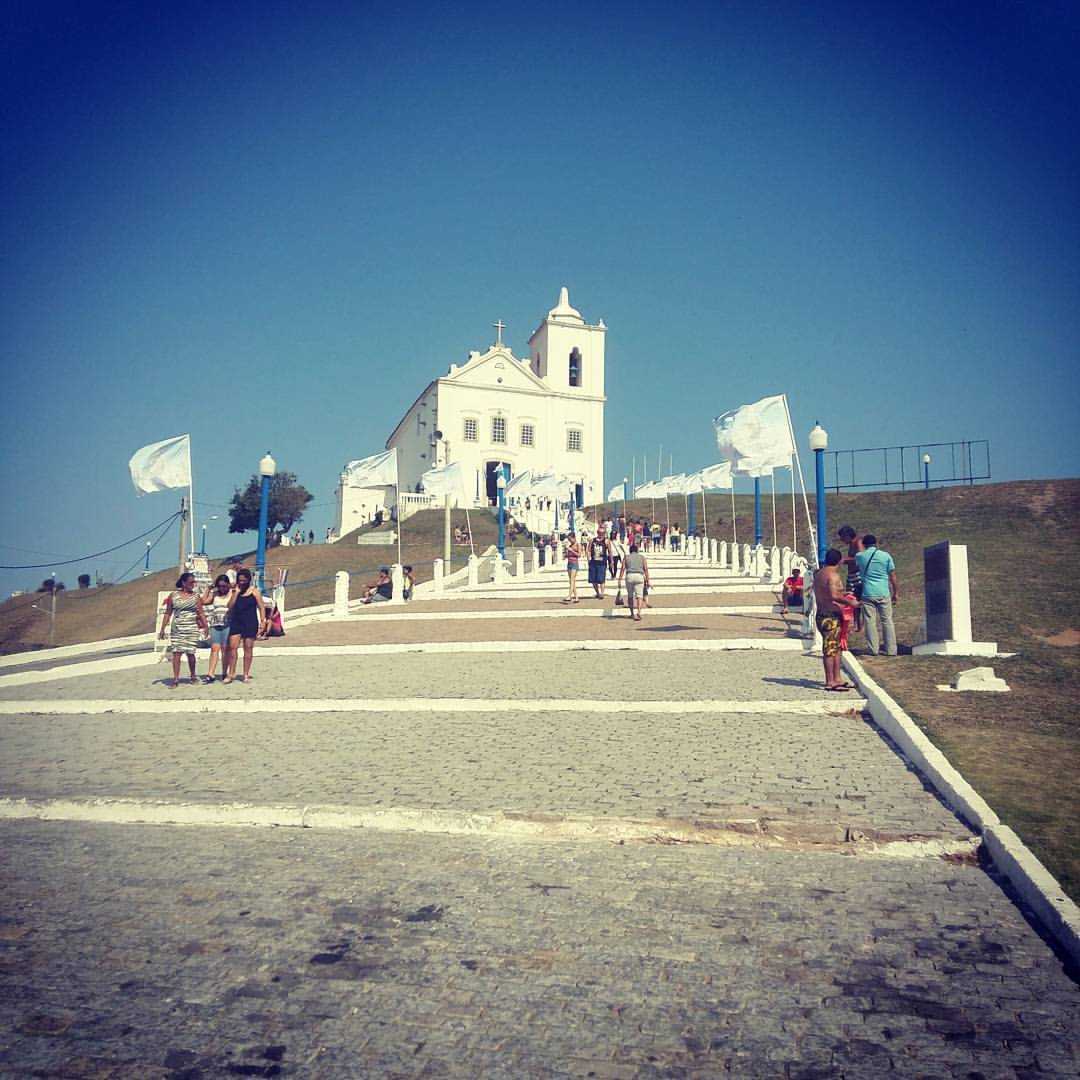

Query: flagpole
left=702, top=489, right=708, bottom=540
left=187, top=436, right=195, bottom=557
left=730, top=486, right=737, bottom=547
left=782, top=395, right=816, bottom=566
left=394, top=449, right=402, bottom=569
left=791, top=457, right=798, bottom=552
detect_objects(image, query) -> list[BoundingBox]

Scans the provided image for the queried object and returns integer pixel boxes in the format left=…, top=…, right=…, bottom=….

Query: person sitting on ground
left=258, top=601, right=285, bottom=638
left=812, top=550, right=859, bottom=691
left=362, top=568, right=393, bottom=603
left=780, top=568, right=804, bottom=614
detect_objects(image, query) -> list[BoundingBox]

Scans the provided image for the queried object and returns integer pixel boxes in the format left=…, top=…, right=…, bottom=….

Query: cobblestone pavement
left=0, top=651, right=833, bottom=702
left=0, top=564, right=1077, bottom=1078
left=1, top=823, right=1077, bottom=1079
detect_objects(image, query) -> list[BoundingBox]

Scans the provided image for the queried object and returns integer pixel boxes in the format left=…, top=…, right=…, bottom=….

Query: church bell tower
left=528, top=287, right=606, bottom=396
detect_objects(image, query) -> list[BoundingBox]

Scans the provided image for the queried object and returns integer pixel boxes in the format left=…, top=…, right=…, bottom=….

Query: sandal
left=222, top=676, right=234, bottom=684
left=168, top=680, right=179, bottom=689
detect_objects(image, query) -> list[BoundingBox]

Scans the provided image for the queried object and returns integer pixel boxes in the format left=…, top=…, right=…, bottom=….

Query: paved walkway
left=0, top=551, right=1076, bottom=1078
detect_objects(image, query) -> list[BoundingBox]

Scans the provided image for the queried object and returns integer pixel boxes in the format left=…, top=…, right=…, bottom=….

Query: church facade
left=335, top=288, right=606, bottom=533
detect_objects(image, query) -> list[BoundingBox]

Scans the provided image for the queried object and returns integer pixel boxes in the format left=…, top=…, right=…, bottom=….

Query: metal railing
left=825, top=440, right=990, bottom=492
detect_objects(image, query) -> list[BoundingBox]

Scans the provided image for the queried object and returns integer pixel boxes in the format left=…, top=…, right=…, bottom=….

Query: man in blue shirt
left=855, top=534, right=898, bottom=656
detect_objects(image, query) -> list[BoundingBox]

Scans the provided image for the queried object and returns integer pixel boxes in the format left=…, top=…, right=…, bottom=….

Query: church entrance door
left=485, top=461, right=512, bottom=506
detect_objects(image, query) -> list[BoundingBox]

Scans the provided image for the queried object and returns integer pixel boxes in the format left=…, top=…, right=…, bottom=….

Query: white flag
left=660, top=473, right=688, bottom=495
left=344, top=449, right=398, bottom=488
left=634, top=480, right=663, bottom=498
left=529, top=469, right=563, bottom=498
left=713, top=395, right=794, bottom=476
left=421, top=461, right=468, bottom=502
left=682, top=471, right=704, bottom=495
left=129, top=434, right=191, bottom=495
left=505, top=469, right=532, bottom=497
left=698, top=462, right=733, bottom=490
left=607, top=483, right=625, bottom=501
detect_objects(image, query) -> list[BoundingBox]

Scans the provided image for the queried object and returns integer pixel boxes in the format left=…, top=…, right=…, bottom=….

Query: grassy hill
left=3, top=480, right=1078, bottom=898
left=0, top=506, right=534, bottom=653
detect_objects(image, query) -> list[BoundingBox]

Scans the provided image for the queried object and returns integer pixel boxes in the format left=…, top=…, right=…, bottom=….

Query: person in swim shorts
left=812, top=549, right=860, bottom=692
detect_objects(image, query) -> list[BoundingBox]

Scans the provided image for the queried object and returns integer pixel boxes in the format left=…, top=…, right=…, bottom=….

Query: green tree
left=37, top=578, right=65, bottom=593
left=228, top=472, right=314, bottom=535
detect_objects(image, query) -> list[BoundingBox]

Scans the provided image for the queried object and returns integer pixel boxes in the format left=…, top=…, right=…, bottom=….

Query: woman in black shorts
left=225, top=568, right=266, bottom=683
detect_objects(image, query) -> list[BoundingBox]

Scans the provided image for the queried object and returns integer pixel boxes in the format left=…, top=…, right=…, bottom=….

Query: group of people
left=159, top=566, right=284, bottom=688
left=812, top=526, right=899, bottom=691
left=559, top=524, right=652, bottom=620
left=361, top=566, right=415, bottom=604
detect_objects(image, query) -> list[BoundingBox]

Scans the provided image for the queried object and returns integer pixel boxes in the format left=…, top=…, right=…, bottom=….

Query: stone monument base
left=913, top=640, right=997, bottom=657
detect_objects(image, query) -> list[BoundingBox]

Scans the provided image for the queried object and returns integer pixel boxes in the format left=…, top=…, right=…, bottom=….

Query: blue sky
left=2, top=1, right=1077, bottom=593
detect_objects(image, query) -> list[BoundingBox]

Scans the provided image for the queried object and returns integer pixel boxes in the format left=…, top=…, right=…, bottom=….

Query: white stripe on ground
left=0, top=696, right=864, bottom=717
left=0, top=796, right=976, bottom=858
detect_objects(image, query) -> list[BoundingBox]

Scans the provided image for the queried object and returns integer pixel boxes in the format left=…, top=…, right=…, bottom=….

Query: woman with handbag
left=159, top=572, right=209, bottom=688
left=619, top=543, right=650, bottom=621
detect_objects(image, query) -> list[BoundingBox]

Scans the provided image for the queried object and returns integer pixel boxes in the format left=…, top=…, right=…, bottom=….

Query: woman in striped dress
left=159, top=572, right=209, bottom=688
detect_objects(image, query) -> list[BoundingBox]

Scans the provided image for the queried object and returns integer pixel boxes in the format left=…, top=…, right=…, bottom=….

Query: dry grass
left=0, top=507, right=533, bottom=653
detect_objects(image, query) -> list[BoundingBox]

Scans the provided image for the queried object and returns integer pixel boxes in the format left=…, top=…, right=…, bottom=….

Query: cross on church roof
left=493, top=320, right=506, bottom=346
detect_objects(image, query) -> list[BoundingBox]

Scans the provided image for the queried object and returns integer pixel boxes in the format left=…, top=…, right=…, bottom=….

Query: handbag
left=615, top=588, right=625, bottom=607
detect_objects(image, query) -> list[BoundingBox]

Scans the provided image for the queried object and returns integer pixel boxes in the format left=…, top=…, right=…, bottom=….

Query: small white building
left=334, top=288, right=606, bottom=535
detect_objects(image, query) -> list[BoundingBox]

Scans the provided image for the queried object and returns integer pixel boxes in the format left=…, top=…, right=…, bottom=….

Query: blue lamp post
left=923, top=453, right=931, bottom=490
left=569, top=486, right=576, bottom=535
left=496, top=466, right=507, bottom=557
left=255, top=451, right=276, bottom=592
left=753, top=477, right=762, bottom=546
left=688, top=487, right=696, bottom=538
left=809, top=423, right=828, bottom=567
left=143, top=541, right=152, bottom=575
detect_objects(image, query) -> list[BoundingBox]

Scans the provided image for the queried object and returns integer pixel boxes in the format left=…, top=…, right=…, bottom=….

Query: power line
left=113, top=514, right=181, bottom=584
left=0, top=513, right=182, bottom=570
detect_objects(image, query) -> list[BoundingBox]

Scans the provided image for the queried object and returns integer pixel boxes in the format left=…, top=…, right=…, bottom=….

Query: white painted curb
left=843, top=655, right=998, bottom=832
left=0, top=696, right=866, bottom=718
left=843, top=653, right=1080, bottom=968
left=982, top=825, right=1080, bottom=967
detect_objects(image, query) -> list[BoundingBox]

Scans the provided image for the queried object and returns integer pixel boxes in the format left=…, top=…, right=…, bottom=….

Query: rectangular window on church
left=463, top=418, right=478, bottom=442
left=520, top=424, right=534, bottom=447
left=567, top=429, right=583, bottom=453
left=492, top=416, right=507, bottom=444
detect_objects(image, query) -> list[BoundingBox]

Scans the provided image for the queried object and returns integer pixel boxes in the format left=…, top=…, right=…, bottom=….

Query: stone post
left=781, top=547, right=793, bottom=579
left=390, top=563, right=405, bottom=605
left=333, top=570, right=350, bottom=617
left=467, top=554, right=479, bottom=586
left=719, top=540, right=728, bottom=569
left=492, top=556, right=506, bottom=586
left=433, top=558, right=444, bottom=595
left=709, top=538, right=718, bottom=565
left=515, top=549, right=525, bottom=578
left=769, top=546, right=781, bottom=584
left=731, top=542, right=741, bottom=574
left=743, top=544, right=754, bottom=576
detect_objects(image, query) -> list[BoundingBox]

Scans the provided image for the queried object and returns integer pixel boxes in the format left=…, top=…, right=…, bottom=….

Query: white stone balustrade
left=333, top=570, right=350, bottom=617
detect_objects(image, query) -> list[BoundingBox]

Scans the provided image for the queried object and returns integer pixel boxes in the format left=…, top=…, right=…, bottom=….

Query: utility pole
left=49, top=572, right=56, bottom=646
left=177, top=495, right=188, bottom=573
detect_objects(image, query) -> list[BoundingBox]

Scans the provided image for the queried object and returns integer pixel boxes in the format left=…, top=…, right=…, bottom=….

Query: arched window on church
left=569, top=348, right=582, bottom=387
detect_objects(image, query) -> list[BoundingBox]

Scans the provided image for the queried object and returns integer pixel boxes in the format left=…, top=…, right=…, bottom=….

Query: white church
left=334, top=288, right=606, bottom=534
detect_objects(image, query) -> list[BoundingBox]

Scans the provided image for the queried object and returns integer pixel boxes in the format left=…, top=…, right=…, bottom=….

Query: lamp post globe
left=255, top=450, right=276, bottom=593
left=809, top=423, right=829, bottom=567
